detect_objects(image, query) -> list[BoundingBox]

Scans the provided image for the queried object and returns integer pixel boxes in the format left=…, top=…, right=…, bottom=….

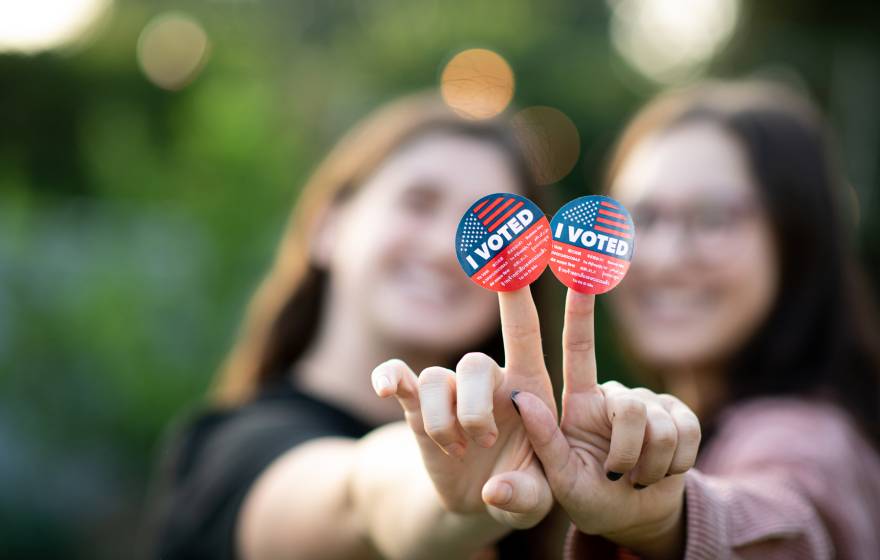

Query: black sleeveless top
left=144, top=379, right=559, bottom=559
left=145, top=380, right=371, bottom=559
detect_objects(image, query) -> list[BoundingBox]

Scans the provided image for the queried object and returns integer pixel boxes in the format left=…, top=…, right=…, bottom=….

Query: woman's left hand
left=511, top=289, right=701, bottom=557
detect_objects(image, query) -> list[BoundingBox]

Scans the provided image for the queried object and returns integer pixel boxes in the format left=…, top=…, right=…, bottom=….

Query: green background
left=1, top=1, right=878, bottom=557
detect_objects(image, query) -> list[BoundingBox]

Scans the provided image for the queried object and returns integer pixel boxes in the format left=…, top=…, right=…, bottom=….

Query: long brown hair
left=604, top=80, right=880, bottom=446
left=211, top=93, right=559, bottom=406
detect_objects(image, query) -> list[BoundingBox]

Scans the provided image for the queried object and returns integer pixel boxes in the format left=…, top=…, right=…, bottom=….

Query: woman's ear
left=310, top=204, right=342, bottom=270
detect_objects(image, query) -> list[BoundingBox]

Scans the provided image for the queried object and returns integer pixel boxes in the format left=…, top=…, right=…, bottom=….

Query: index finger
left=562, top=289, right=598, bottom=392
left=498, top=286, right=545, bottom=372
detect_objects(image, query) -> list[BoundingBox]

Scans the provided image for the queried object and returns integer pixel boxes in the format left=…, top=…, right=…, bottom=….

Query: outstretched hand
left=512, top=289, right=700, bottom=555
left=371, top=287, right=557, bottom=529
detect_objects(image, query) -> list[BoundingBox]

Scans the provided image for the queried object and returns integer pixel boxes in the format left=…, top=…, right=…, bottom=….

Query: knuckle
left=648, top=415, right=678, bottom=450
left=457, top=412, right=492, bottom=432
left=602, top=380, right=626, bottom=390
left=608, top=451, right=639, bottom=470
left=372, top=360, right=397, bottom=379
left=505, top=321, right=541, bottom=342
left=564, top=336, right=594, bottom=354
left=384, top=358, right=408, bottom=371
left=615, top=396, right=647, bottom=421
left=677, top=420, right=702, bottom=445
left=567, top=297, right=595, bottom=320
left=651, top=429, right=678, bottom=450
left=456, top=352, right=495, bottom=375
left=419, top=366, right=451, bottom=386
left=423, top=415, right=455, bottom=437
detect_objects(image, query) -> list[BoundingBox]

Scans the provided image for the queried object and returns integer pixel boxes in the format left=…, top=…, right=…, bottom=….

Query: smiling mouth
left=392, top=262, right=465, bottom=307
left=637, top=289, right=714, bottom=323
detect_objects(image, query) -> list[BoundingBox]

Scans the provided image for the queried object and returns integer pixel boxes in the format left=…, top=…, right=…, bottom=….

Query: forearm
left=602, top=493, right=684, bottom=560
left=350, top=422, right=511, bottom=560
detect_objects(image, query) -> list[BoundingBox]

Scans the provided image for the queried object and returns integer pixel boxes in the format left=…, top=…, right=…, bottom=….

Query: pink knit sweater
left=564, top=397, right=880, bottom=559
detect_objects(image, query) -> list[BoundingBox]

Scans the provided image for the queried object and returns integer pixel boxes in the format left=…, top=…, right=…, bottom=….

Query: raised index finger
left=498, top=286, right=545, bottom=373
left=562, top=289, right=598, bottom=392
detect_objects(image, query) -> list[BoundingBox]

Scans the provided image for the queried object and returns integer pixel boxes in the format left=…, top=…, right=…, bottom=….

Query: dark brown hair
left=605, top=80, right=880, bottom=445
left=211, top=93, right=558, bottom=406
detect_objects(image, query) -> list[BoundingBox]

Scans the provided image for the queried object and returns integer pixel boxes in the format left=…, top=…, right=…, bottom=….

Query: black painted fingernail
left=634, top=483, right=648, bottom=490
left=606, top=471, right=623, bottom=481
left=510, top=390, right=521, bottom=415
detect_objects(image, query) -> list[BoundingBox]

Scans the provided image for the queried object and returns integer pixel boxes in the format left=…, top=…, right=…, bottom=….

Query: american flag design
left=557, top=196, right=634, bottom=244
left=457, top=212, right=488, bottom=254
left=549, top=195, right=636, bottom=294
left=455, top=193, right=551, bottom=291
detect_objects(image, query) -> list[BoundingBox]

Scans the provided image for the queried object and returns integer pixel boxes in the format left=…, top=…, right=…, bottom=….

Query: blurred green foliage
left=1, top=0, right=878, bottom=557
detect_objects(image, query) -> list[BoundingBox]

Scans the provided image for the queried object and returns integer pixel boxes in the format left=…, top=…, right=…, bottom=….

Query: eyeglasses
left=630, top=198, right=761, bottom=256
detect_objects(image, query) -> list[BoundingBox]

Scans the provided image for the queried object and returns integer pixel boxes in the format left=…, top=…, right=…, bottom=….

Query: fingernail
left=634, top=483, right=648, bottom=490
left=492, top=481, right=513, bottom=505
left=606, top=471, right=623, bottom=481
left=510, top=390, right=521, bottom=415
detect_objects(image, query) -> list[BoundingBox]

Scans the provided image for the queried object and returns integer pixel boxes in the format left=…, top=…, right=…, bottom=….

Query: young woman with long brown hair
left=146, top=94, right=569, bottom=559
left=385, top=80, right=880, bottom=558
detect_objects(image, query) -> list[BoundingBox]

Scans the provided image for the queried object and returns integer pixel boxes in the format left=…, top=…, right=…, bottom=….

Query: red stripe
left=482, top=198, right=514, bottom=226
left=473, top=199, right=489, bottom=213
left=598, top=208, right=627, bottom=220
left=594, top=224, right=632, bottom=238
left=488, top=201, right=525, bottom=232
left=596, top=216, right=630, bottom=230
left=477, top=197, right=503, bottom=219
left=600, top=201, right=618, bottom=209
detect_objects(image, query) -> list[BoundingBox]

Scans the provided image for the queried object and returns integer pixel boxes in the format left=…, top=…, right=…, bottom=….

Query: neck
left=660, top=364, right=727, bottom=420
left=294, top=296, right=447, bottom=426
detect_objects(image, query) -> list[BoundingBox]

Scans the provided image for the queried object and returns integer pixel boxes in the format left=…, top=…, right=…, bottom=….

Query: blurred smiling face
left=320, top=131, right=519, bottom=353
left=609, top=121, right=779, bottom=369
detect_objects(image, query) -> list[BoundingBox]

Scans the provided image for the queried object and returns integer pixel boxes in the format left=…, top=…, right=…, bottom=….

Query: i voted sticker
left=456, top=193, right=551, bottom=292
left=549, top=195, right=635, bottom=294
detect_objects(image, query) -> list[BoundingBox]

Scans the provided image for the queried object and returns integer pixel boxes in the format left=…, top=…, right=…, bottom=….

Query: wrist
left=350, top=428, right=512, bottom=559
left=440, top=506, right=512, bottom=544
left=602, top=494, right=685, bottom=560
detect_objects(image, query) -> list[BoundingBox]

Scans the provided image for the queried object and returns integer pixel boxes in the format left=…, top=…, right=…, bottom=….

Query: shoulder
left=693, top=399, right=880, bottom=557
left=147, top=383, right=375, bottom=558
left=703, top=396, right=875, bottom=473
left=719, top=396, right=855, bottom=439
left=175, top=382, right=374, bottom=481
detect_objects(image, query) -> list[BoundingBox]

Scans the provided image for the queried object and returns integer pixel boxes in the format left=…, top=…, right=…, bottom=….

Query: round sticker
left=548, top=195, right=635, bottom=294
left=455, top=193, right=552, bottom=292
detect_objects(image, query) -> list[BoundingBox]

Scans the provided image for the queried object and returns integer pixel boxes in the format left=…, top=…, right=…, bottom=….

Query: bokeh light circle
left=608, top=0, right=740, bottom=84
left=512, top=106, right=581, bottom=185
left=0, top=0, right=111, bottom=53
left=137, top=12, right=209, bottom=91
left=441, top=48, right=515, bottom=120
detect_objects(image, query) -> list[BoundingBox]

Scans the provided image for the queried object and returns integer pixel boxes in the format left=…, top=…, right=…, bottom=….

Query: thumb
left=482, top=467, right=552, bottom=529
left=510, top=390, right=575, bottom=487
